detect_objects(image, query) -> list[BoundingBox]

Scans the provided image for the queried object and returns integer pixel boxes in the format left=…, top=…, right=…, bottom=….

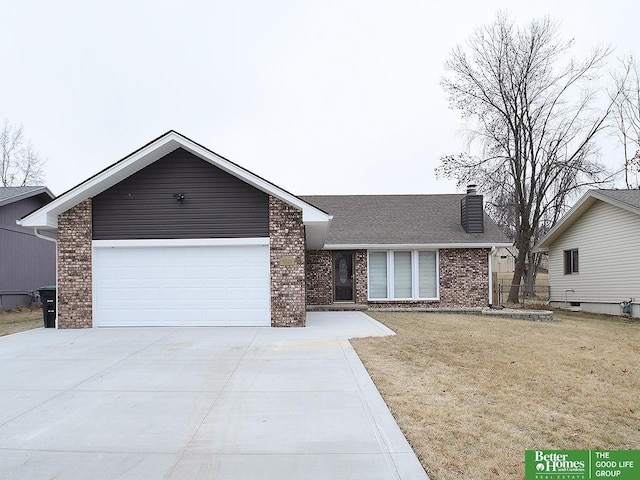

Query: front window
left=368, top=250, right=439, bottom=300
left=418, top=251, right=437, bottom=298
left=393, top=251, right=412, bottom=298
left=564, top=249, right=579, bottom=274
left=368, top=251, right=388, bottom=299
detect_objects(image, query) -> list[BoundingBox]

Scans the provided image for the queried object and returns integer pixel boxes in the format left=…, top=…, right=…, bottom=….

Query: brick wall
left=369, top=248, right=489, bottom=309
left=439, top=248, right=489, bottom=306
left=269, top=196, right=306, bottom=326
left=57, top=199, right=93, bottom=328
left=354, top=250, right=368, bottom=304
left=306, top=250, right=332, bottom=305
left=305, top=249, right=368, bottom=306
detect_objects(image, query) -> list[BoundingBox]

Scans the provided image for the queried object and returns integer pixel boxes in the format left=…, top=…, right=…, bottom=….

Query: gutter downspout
left=34, top=228, right=57, bottom=243
left=488, top=246, right=496, bottom=306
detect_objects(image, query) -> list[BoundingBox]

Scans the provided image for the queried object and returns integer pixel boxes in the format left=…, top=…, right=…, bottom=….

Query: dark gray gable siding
left=92, top=148, right=269, bottom=240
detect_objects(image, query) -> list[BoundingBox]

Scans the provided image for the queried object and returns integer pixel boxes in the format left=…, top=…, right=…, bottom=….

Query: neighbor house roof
left=535, top=189, right=640, bottom=252
left=0, top=186, right=54, bottom=208
left=301, top=194, right=511, bottom=248
left=18, top=131, right=331, bottom=249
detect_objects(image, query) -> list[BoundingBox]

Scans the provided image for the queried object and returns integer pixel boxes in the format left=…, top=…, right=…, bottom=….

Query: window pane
left=394, top=251, right=412, bottom=298
left=369, top=252, right=387, bottom=299
left=418, top=251, right=437, bottom=298
left=564, top=249, right=578, bottom=274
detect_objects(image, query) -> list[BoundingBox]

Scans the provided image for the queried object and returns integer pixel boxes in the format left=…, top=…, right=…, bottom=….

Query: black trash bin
left=37, top=286, right=56, bottom=328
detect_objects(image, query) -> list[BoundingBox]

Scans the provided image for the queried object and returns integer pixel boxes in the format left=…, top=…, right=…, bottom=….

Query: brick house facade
left=307, top=248, right=490, bottom=309
left=367, top=248, right=490, bottom=309
left=21, top=132, right=510, bottom=328
left=305, top=249, right=369, bottom=306
left=55, top=194, right=309, bottom=329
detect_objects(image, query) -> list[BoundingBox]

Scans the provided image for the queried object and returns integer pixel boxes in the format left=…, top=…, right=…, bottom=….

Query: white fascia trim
left=534, top=192, right=596, bottom=252
left=20, top=131, right=331, bottom=229
left=326, top=242, right=513, bottom=250
left=92, top=238, right=270, bottom=248
left=174, top=134, right=329, bottom=223
left=1, top=187, right=54, bottom=208
left=21, top=137, right=178, bottom=229
left=591, top=190, right=640, bottom=216
left=535, top=190, right=640, bottom=252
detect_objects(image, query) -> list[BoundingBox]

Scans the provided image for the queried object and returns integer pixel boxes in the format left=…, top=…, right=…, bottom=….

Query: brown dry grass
left=0, top=307, right=43, bottom=336
left=351, top=311, right=640, bottom=480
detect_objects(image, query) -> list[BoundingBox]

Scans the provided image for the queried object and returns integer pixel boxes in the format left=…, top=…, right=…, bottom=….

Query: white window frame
left=367, top=250, right=439, bottom=301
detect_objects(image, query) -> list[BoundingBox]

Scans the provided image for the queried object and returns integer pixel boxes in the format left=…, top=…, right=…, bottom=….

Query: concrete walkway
left=0, top=312, right=428, bottom=480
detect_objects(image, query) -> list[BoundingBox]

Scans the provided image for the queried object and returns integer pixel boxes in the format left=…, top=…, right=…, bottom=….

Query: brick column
left=57, top=199, right=93, bottom=328
left=354, top=250, right=368, bottom=304
left=269, top=196, right=306, bottom=327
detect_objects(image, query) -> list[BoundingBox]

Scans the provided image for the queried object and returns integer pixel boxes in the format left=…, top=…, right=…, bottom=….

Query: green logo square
left=526, top=450, right=640, bottom=480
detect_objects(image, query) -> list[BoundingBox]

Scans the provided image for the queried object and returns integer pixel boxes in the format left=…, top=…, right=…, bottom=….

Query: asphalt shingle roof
left=595, top=189, right=640, bottom=211
left=0, top=186, right=45, bottom=202
left=300, top=194, right=510, bottom=246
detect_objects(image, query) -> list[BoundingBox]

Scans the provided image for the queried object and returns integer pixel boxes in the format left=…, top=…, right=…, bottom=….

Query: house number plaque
left=280, top=256, right=296, bottom=266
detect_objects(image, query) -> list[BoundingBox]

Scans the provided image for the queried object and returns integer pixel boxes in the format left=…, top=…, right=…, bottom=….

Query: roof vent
left=461, top=186, right=484, bottom=233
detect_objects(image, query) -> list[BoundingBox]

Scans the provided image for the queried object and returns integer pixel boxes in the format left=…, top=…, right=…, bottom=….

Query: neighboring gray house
left=0, top=186, right=56, bottom=309
left=19, top=131, right=510, bottom=328
left=535, top=189, right=640, bottom=318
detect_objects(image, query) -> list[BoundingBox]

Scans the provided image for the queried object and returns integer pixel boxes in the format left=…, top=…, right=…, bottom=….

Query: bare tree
left=612, top=55, right=640, bottom=188
left=0, top=119, right=46, bottom=186
left=436, top=14, right=618, bottom=303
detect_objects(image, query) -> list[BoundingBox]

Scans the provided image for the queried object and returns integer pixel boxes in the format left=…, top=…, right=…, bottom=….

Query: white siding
left=548, top=200, right=640, bottom=307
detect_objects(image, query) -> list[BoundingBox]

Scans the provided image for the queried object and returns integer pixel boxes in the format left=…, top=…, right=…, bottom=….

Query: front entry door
left=333, top=251, right=354, bottom=302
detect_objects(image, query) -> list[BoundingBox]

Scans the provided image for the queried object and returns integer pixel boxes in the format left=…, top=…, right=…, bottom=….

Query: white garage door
left=93, top=239, right=270, bottom=327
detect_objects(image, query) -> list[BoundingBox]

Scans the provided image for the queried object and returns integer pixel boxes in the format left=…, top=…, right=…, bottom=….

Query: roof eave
left=305, top=216, right=333, bottom=250
left=533, top=189, right=640, bottom=252
left=0, top=186, right=54, bottom=208
left=19, top=131, right=331, bottom=231
left=322, top=242, right=513, bottom=250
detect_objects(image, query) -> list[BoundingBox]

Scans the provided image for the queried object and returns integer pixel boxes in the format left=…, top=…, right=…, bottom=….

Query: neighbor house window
left=564, top=249, right=579, bottom=274
left=368, top=250, right=439, bottom=300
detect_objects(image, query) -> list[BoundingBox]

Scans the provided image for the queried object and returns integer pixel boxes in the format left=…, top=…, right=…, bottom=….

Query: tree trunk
left=523, top=251, right=540, bottom=297
left=507, top=245, right=528, bottom=303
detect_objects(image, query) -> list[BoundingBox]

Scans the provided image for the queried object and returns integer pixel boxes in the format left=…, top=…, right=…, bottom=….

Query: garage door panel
left=93, top=243, right=270, bottom=327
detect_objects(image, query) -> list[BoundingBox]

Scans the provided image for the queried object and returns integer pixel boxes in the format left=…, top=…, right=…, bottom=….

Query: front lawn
left=0, top=307, right=43, bottom=337
left=351, top=311, right=640, bottom=479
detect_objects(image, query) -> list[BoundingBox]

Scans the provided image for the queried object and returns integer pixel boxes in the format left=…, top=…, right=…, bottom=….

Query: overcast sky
left=1, top=1, right=638, bottom=197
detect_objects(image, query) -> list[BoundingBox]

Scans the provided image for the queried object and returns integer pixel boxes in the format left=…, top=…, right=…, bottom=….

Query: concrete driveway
left=0, top=312, right=428, bottom=480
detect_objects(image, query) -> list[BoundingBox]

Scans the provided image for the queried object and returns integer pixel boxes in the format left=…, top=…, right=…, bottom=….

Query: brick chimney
left=461, top=184, right=484, bottom=233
